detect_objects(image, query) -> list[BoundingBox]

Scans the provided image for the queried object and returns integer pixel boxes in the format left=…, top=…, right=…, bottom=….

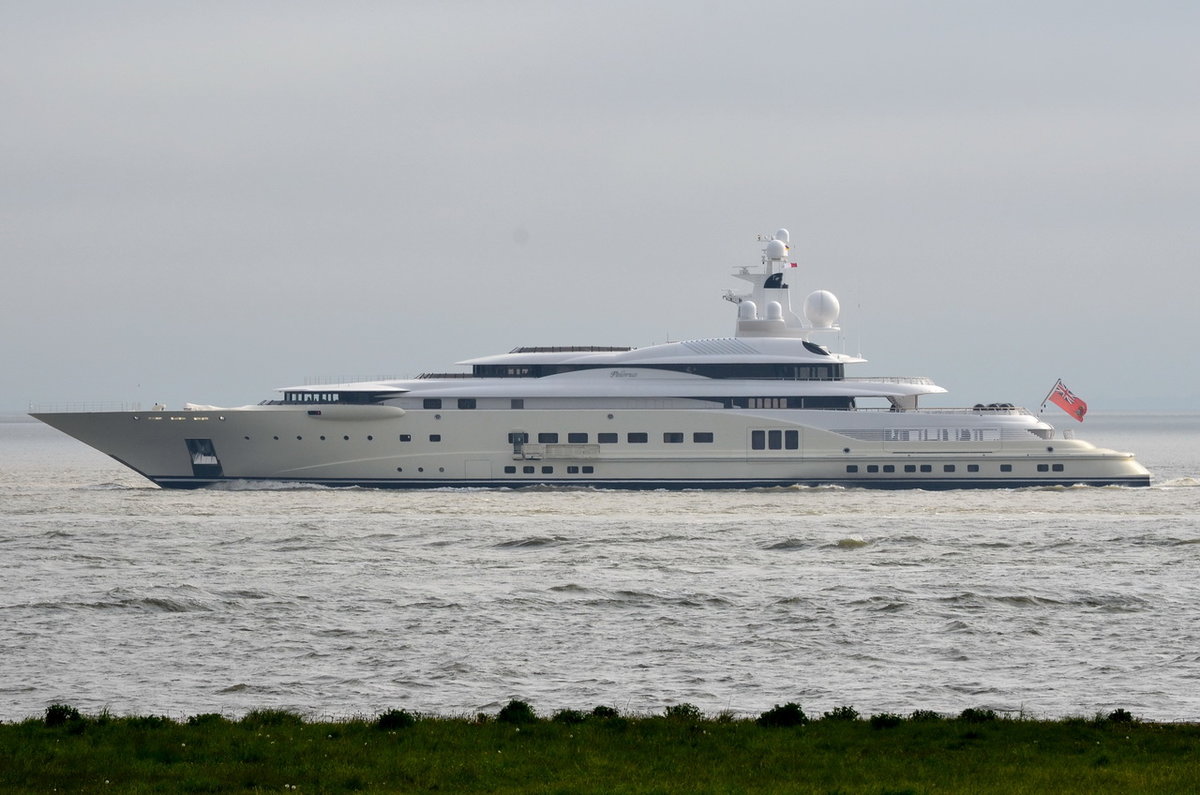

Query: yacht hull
left=32, top=405, right=1152, bottom=490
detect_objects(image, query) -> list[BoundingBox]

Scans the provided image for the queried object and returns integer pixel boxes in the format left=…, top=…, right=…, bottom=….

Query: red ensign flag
left=1048, top=380, right=1087, bottom=422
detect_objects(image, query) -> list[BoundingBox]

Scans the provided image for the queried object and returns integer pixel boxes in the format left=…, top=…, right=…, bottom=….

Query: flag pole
left=1039, top=379, right=1061, bottom=413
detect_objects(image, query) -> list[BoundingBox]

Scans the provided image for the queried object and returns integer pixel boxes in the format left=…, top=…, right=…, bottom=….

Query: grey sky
left=4, top=1, right=1197, bottom=413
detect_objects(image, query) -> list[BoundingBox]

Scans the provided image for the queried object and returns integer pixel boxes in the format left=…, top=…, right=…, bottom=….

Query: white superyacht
left=33, top=229, right=1150, bottom=489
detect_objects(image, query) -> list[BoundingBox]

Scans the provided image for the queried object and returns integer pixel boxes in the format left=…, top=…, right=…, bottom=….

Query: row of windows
left=751, top=429, right=800, bottom=450
left=469, top=363, right=845, bottom=380
left=510, top=432, right=715, bottom=445
left=844, top=463, right=1066, bottom=474
left=502, top=465, right=597, bottom=475
left=420, top=396, right=853, bottom=410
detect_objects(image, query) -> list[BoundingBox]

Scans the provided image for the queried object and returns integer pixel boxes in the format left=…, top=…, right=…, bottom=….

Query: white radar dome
left=766, top=301, right=784, bottom=321
left=804, top=290, right=840, bottom=328
left=765, top=239, right=787, bottom=260
left=773, top=228, right=790, bottom=244
left=738, top=300, right=758, bottom=320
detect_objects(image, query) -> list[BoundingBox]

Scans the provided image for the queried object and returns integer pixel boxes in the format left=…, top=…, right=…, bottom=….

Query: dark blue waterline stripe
left=149, top=475, right=1152, bottom=491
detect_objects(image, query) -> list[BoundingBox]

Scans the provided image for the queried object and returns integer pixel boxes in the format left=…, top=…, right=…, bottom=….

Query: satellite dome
left=766, top=301, right=784, bottom=321
left=765, top=239, right=787, bottom=260
left=773, top=228, right=790, bottom=244
left=804, top=290, right=840, bottom=328
left=738, top=300, right=758, bottom=320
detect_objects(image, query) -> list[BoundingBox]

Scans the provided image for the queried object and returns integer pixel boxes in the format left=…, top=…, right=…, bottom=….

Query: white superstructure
left=33, top=229, right=1150, bottom=489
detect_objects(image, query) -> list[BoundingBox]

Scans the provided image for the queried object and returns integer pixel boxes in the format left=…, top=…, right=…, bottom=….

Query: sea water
left=1, top=413, right=1198, bottom=722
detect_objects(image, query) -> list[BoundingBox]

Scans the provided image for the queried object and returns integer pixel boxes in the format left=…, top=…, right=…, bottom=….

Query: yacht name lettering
left=610, top=370, right=638, bottom=378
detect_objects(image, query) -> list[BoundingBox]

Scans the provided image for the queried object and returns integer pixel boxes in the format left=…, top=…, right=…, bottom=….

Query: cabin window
left=1052, top=464, right=1064, bottom=472
left=429, top=434, right=441, bottom=442
left=504, top=466, right=516, bottom=474
left=423, top=398, right=442, bottom=409
left=904, top=465, right=916, bottom=473
left=538, top=432, right=559, bottom=443
left=1000, top=464, right=1013, bottom=472
left=523, top=466, right=535, bottom=474
left=751, top=430, right=766, bottom=450
left=568, top=432, right=589, bottom=443
left=867, top=465, right=879, bottom=473
left=582, top=466, right=594, bottom=474
left=785, top=430, right=799, bottom=449
left=693, top=432, right=714, bottom=443
left=508, top=432, right=529, bottom=444
left=882, top=465, right=895, bottom=473
left=920, top=464, right=932, bottom=473
left=511, top=399, right=524, bottom=409
left=541, top=466, right=554, bottom=474
left=567, top=466, right=579, bottom=474
left=628, top=433, right=648, bottom=443
left=967, top=464, right=980, bottom=472
left=768, top=430, right=783, bottom=450
left=663, top=432, right=684, bottom=443
left=846, top=465, right=859, bottom=473
left=598, top=433, right=618, bottom=444
left=944, top=465, right=956, bottom=473
left=458, top=398, right=476, bottom=409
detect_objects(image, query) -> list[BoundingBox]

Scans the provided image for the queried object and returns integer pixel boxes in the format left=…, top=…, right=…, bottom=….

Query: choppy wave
left=4, top=415, right=1200, bottom=723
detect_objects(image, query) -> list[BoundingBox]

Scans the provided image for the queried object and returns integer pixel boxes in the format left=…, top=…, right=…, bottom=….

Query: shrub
left=551, top=709, right=587, bottom=725
left=869, top=713, right=904, bottom=730
left=376, top=709, right=417, bottom=730
left=1106, top=708, right=1135, bottom=724
left=126, top=715, right=175, bottom=729
left=591, top=705, right=619, bottom=719
left=822, top=705, right=860, bottom=722
left=45, top=704, right=81, bottom=728
left=909, top=710, right=944, bottom=722
left=239, top=709, right=305, bottom=728
left=958, top=708, right=998, bottom=723
left=497, top=700, right=538, bottom=724
left=664, top=703, right=702, bottom=721
left=756, top=703, right=809, bottom=728
left=187, top=713, right=229, bottom=727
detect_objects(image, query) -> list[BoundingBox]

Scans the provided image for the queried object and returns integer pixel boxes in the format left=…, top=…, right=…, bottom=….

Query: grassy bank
left=2, top=702, right=1197, bottom=793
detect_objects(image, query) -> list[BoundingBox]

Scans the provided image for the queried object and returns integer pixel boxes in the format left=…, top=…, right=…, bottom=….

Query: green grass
left=1, top=703, right=1197, bottom=793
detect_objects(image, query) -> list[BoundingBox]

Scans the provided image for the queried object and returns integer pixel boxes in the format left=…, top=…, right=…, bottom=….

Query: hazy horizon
left=4, top=2, right=1197, bottom=413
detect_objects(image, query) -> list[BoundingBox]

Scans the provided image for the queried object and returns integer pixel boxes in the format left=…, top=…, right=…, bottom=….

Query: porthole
left=396, top=467, right=403, bottom=472
left=320, top=435, right=326, bottom=441
left=439, top=467, right=445, bottom=472
left=418, top=467, right=424, bottom=472
left=244, top=436, right=250, bottom=440
left=296, top=435, right=302, bottom=440
left=344, top=435, right=350, bottom=440
left=273, top=435, right=279, bottom=440
left=607, top=414, right=614, bottom=419
left=843, top=448, right=850, bottom=454
left=367, top=435, right=374, bottom=441
left=435, top=414, right=442, bottom=420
